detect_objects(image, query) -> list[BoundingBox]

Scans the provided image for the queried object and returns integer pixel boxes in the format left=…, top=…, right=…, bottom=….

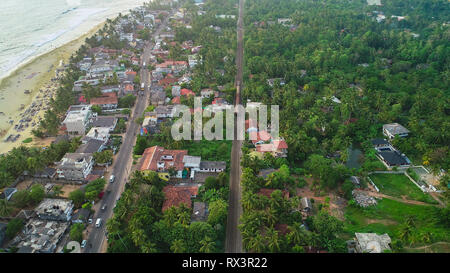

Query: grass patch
left=179, top=140, right=232, bottom=165
left=22, top=137, right=32, bottom=143
left=343, top=198, right=450, bottom=244
left=370, top=173, right=437, bottom=204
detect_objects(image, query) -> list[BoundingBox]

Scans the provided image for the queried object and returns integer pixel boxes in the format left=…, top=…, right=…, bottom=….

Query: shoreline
left=0, top=21, right=107, bottom=154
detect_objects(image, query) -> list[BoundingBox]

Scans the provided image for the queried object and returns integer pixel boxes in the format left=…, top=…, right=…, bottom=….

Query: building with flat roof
left=9, top=219, right=69, bottom=253
left=34, top=199, right=74, bottom=222
left=383, top=123, right=409, bottom=139
left=63, top=105, right=93, bottom=135
left=353, top=233, right=391, bottom=253
left=56, top=153, right=94, bottom=181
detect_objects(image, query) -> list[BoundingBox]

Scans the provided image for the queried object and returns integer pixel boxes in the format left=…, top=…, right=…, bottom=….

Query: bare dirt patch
left=60, top=184, right=83, bottom=198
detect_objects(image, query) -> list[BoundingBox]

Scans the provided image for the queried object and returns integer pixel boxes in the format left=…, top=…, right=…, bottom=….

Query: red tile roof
left=126, top=70, right=137, bottom=76
left=171, top=96, right=180, bottom=104
left=124, top=84, right=134, bottom=92
left=181, top=88, right=195, bottom=96
left=90, top=92, right=118, bottom=106
left=162, top=185, right=198, bottom=211
left=139, top=146, right=188, bottom=172
left=272, top=139, right=288, bottom=149
left=250, top=130, right=272, bottom=144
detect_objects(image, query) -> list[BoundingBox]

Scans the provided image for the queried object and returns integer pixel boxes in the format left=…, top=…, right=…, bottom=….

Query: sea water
left=0, top=0, right=144, bottom=81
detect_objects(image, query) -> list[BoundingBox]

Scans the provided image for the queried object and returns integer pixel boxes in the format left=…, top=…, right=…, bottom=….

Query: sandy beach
left=0, top=22, right=106, bottom=154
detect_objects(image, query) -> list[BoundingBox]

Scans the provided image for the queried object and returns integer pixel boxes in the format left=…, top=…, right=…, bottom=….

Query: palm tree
left=171, top=239, right=186, bottom=253
left=265, top=227, right=280, bottom=252
left=0, top=199, right=13, bottom=217
left=199, top=236, right=216, bottom=253
left=52, top=185, right=64, bottom=197
left=248, top=232, right=265, bottom=253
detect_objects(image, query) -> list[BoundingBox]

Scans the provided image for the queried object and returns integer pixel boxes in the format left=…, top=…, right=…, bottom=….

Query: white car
left=81, top=240, right=87, bottom=248
left=95, top=218, right=102, bottom=228
left=109, top=175, right=115, bottom=183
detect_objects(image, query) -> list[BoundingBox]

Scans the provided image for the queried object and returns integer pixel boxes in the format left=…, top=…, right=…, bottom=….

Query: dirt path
left=362, top=190, right=441, bottom=207
left=404, top=242, right=450, bottom=253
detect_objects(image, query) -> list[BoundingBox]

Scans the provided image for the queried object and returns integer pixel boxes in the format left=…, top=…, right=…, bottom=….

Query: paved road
left=225, top=0, right=244, bottom=253
left=83, top=16, right=171, bottom=253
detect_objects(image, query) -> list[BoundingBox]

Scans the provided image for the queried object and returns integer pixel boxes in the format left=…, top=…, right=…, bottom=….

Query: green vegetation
left=70, top=223, right=85, bottom=243
left=22, top=138, right=32, bottom=144
left=370, top=173, right=437, bottom=204
left=6, top=218, right=24, bottom=239
left=118, top=94, right=137, bottom=108
left=344, top=198, right=449, bottom=249
left=0, top=138, right=81, bottom=188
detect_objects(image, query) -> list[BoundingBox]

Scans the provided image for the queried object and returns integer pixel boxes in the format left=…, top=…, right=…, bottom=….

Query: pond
left=346, top=146, right=363, bottom=169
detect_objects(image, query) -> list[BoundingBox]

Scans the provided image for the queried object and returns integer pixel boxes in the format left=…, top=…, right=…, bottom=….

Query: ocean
left=0, top=0, right=144, bottom=81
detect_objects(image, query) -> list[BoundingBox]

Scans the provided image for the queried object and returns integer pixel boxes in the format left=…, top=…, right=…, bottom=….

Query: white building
left=63, top=105, right=93, bottom=135
left=56, top=153, right=94, bottom=181
left=82, top=127, right=110, bottom=144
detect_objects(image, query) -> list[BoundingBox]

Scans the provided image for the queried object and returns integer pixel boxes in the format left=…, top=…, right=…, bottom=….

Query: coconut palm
left=171, top=239, right=186, bottom=253
left=199, top=236, right=216, bottom=253
left=265, top=227, right=280, bottom=252
left=0, top=199, right=13, bottom=217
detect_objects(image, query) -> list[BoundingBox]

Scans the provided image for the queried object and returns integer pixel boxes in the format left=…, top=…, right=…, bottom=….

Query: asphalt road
left=83, top=16, right=170, bottom=253
left=225, top=0, right=244, bottom=253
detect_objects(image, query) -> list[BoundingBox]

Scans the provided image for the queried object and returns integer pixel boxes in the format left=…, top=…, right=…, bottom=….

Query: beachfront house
left=63, top=105, right=93, bottom=135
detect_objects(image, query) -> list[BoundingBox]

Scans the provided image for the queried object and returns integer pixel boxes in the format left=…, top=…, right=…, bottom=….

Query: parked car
left=81, top=240, right=87, bottom=248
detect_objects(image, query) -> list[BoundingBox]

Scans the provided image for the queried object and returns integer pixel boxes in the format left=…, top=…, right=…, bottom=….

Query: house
left=122, top=83, right=135, bottom=96
left=155, top=105, right=175, bottom=118
left=172, top=85, right=181, bottom=97
left=34, top=199, right=74, bottom=222
left=63, top=105, right=93, bottom=135
left=183, top=156, right=201, bottom=171
left=100, top=85, right=120, bottom=94
left=91, top=116, right=117, bottom=132
left=76, top=139, right=105, bottom=154
left=352, top=233, right=391, bottom=253
left=139, top=146, right=188, bottom=178
left=377, top=149, right=410, bottom=168
left=301, top=197, right=312, bottom=213
left=258, top=168, right=277, bottom=179
left=56, top=153, right=94, bottom=180
left=82, top=127, right=110, bottom=144
left=255, top=139, right=288, bottom=158
left=198, top=161, right=226, bottom=173
left=151, top=90, right=167, bottom=106
left=383, top=123, right=409, bottom=139
left=0, top=188, right=17, bottom=201
left=250, top=130, right=272, bottom=145
left=10, top=219, right=69, bottom=253
left=33, top=167, right=57, bottom=179
left=267, top=78, right=285, bottom=87
left=162, top=185, right=199, bottom=211
left=90, top=92, right=118, bottom=110
left=371, top=138, right=390, bottom=148
left=71, top=208, right=91, bottom=224
left=188, top=54, right=202, bottom=68
left=200, top=89, right=214, bottom=99
left=191, top=202, right=209, bottom=222
left=180, top=88, right=195, bottom=97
